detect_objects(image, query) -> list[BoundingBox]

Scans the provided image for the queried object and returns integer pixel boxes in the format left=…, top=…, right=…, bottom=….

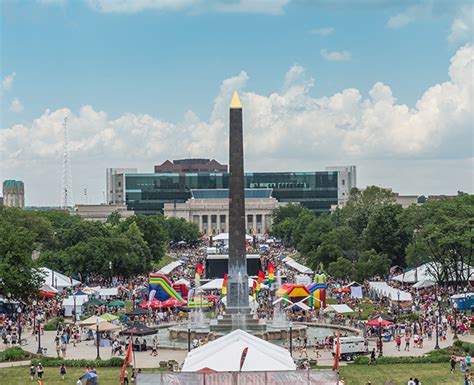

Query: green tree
left=327, top=257, right=353, bottom=280
left=271, top=203, right=309, bottom=227
left=106, top=211, right=122, bottom=226
left=271, top=217, right=297, bottom=246
left=165, top=217, right=200, bottom=243
left=354, top=249, right=391, bottom=282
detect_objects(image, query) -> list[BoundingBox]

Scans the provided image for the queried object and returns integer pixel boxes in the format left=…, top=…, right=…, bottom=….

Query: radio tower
left=61, top=116, right=73, bottom=210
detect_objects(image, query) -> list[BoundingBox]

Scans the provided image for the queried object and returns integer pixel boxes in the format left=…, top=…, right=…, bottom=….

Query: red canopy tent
left=366, top=318, right=393, bottom=327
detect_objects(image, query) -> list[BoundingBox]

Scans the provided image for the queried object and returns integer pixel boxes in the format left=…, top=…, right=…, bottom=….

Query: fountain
left=271, top=271, right=288, bottom=328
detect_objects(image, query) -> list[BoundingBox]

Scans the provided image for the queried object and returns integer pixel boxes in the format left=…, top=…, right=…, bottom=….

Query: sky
left=0, top=0, right=473, bottom=206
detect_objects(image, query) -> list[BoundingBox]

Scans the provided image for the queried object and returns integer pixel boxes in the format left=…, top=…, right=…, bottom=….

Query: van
left=333, top=336, right=366, bottom=361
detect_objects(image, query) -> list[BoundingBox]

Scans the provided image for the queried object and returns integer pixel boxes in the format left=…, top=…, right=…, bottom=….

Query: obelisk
left=226, top=91, right=249, bottom=313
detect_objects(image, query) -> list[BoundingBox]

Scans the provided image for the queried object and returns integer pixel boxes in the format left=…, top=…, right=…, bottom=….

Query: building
left=108, top=169, right=342, bottom=216
left=106, top=168, right=138, bottom=205
left=74, top=204, right=135, bottom=222
left=394, top=194, right=418, bottom=208
left=325, top=165, right=357, bottom=205
left=163, top=189, right=285, bottom=234
left=2, top=180, right=25, bottom=208
left=154, top=158, right=227, bottom=173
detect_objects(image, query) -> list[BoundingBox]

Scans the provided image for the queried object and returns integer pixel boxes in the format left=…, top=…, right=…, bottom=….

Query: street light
left=17, top=306, right=22, bottom=342
left=73, top=293, right=77, bottom=324
left=378, top=316, right=383, bottom=356
left=464, top=287, right=468, bottom=315
left=187, top=323, right=191, bottom=352
left=36, top=316, right=42, bottom=355
left=289, top=322, right=293, bottom=357
left=397, top=290, right=401, bottom=318
left=96, top=319, right=101, bottom=360
left=32, top=300, right=37, bottom=335
left=434, top=309, right=440, bottom=350
left=453, top=302, right=458, bottom=340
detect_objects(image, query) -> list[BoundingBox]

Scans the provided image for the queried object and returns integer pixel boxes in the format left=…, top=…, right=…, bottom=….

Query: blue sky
left=1, top=0, right=473, bottom=205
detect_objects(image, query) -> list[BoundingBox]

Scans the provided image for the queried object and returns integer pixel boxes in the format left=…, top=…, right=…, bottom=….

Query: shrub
left=353, top=354, right=449, bottom=365
left=43, top=317, right=65, bottom=331
left=31, top=357, right=124, bottom=367
left=0, top=347, right=32, bottom=362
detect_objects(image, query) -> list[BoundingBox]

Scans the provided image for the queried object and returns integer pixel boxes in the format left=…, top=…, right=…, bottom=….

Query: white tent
left=282, top=256, right=313, bottom=274
left=174, top=278, right=191, bottom=287
left=40, top=283, right=58, bottom=294
left=368, top=282, right=412, bottom=302
left=212, top=233, right=253, bottom=244
left=40, top=267, right=80, bottom=290
left=323, top=304, right=354, bottom=314
left=182, top=329, right=296, bottom=372
left=198, top=278, right=268, bottom=291
left=156, top=260, right=182, bottom=275
left=391, top=262, right=474, bottom=284
left=412, top=279, right=436, bottom=289
left=97, top=288, right=118, bottom=298
left=62, top=295, right=88, bottom=317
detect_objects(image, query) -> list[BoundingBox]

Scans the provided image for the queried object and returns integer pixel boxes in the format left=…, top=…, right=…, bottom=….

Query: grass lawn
left=0, top=366, right=122, bottom=385
left=339, top=363, right=462, bottom=385
left=358, top=300, right=376, bottom=320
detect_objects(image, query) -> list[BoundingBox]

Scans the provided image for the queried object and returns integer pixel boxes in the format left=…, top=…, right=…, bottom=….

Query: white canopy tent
left=212, top=233, right=253, bottom=245
left=412, top=279, right=436, bottom=289
left=97, top=288, right=118, bottom=299
left=391, top=262, right=474, bottom=284
left=40, top=267, right=80, bottom=290
left=40, top=283, right=58, bottom=294
left=174, top=278, right=191, bottom=287
left=282, top=256, right=313, bottom=274
left=323, top=304, right=354, bottom=314
left=198, top=278, right=268, bottom=291
left=62, top=295, right=88, bottom=317
left=156, top=260, right=183, bottom=275
left=182, top=329, right=296, bottom=372
left=368, top=282, right=412, bottom=302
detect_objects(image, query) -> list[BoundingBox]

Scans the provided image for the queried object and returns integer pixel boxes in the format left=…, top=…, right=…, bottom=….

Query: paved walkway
left=1, top=328, right=472, bottom=368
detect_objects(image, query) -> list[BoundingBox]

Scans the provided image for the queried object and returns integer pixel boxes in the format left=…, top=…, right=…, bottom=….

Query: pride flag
left=252, top=280, right=257, bottom=300
left=267, top=262, right=275, bottom=284
left=196, top=262, right=203, bottom=280
left=221, top=273, right=227, bottom=297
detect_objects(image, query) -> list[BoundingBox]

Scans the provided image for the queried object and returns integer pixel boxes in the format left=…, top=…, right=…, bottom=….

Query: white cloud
left=310, top=27, right=334, bottom=36
left=9, top=98, right=24, bottom=113
left=448, top=5, right=473, bottom=44
left=386, top=2, right=433, bottom=29
left=84, top=0, right=290, bottom=15
left=2, top=72, right=16, bottom=91
left=1, top=44, right=472, bottom=205
left=320, top=49, right=351, bottom=61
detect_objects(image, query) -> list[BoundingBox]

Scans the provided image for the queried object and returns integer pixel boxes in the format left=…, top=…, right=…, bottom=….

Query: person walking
left=404, top=334, right=410, bottom=351
left=369, top=348, right=376, bottom=365
left=30, top=364, right=36, bottom=381
left=37, top=363, right=44, bottom=380
left=451, top=353, right=457, bottom=374
left=59, top=364, right=66, bottom=380
left=396, top=334, right=401, bottom=352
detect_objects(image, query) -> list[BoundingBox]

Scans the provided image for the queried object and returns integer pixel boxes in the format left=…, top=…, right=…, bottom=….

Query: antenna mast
left=61, top=117, right=73, bottom=210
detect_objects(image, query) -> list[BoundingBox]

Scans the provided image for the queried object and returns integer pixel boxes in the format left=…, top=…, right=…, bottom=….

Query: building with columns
left=163, top=189, right=285, bottom=234
left=2, top=180, right=25, bottom=208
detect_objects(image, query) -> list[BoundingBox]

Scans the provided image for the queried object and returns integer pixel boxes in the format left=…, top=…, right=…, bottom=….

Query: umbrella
left=80, top=316, right=107, bottom=326
left=90, top=321, right=121, bottom=332
left=83, top=297, right=106, bottom=307
left=367, top=318, right=393, bottom=327
left=82, top=371, right=98, bottom=379
left=99, top=313, right=119, bottom=321
left=74, top=290, right=89, bottom=296
left=332, top=287, right=350, bottom=293
left=108, top=300, right=125, bottom=307
left=126, top=307, right=149, bottom=316
left=120, top=322, right=157, bottom=336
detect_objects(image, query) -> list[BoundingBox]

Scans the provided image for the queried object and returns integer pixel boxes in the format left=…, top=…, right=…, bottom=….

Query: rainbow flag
left=257, top=270, right=264, bottom=293
left=222, top=273, right=227, bottom=297
left=252, top=280, right=257, bottom=300
left=196, top=262, right=203, bottom=280
left=268, top=262, right=275, bottom=284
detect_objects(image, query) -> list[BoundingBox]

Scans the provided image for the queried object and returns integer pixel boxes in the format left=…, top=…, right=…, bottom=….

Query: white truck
left=333, top=336, right=366, bottom=361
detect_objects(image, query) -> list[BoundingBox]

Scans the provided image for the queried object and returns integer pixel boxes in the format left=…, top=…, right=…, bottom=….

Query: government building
left=106, top=159, right=356, bottom=233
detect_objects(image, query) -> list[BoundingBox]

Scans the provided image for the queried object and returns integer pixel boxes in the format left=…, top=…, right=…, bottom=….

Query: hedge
left=453, top=340, right=474, bottom=356
left=0, top=347, right=33, bottom=362
left=43, top=317, right=65, bottom=331
left=31, top=357, right=124, bottom=367
left=353, top=354, right=449, bottom=365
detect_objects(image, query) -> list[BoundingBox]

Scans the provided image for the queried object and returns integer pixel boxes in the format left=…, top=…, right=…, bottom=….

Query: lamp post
left=453, top=302, right=458, bottom=340
left=378, top=316, right=383, bottom=356
left=36, top=317, right=42, bottom=354
left=397, top=290, right=401, bottom=318
left=434, top=309, right=440, bottom=350
left=96, top=319, right=101, bottom=360
left=187, top=324, right=191, bottom=352
left=17, top=306, right=22, bottom=342
left=32, top=300, right=37, bottom=335
left=73, top=293, right=77, bottom=324
left=464, top=287, right=468, bottom=315
left=289, top=322, right=293, bottom=357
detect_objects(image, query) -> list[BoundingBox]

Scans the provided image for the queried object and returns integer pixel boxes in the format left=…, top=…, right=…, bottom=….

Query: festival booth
left=182, top=329, right=296, bottom=372
left=391, top=262, right=474, bottom=285
left=120, top=323, right=158, bottom=352
left=282, top=256, right=313, bottom=274
left=39, top=284, right=58, bottom=298
left=323, top=304, right=354, bottom=314
left=62, top=294, right=88, bottom=317
left=368, top=282, right=412, bottom=303
left=40, top=267, right=81, bottom=290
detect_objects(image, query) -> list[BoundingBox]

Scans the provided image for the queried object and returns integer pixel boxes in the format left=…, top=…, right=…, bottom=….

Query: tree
left=165, top=217, right=200, bottom=243
left=327, top=257, right=353, bottom=280
left=271, top=204, right=309, bottom=227
left=354, top=249, right=391, bottom=282
left=106, top=211, right=122, bottom=226
left=0, top=212, right=43, bottom=301
left=298, top=215, right=334, bottom=255
left=271, top=217, right=297, bottom=246
left=363, top=204, right=409, bottom=266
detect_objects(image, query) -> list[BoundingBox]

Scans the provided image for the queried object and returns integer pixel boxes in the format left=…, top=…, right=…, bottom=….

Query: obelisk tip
left=230, top=91, right=242, bottom=109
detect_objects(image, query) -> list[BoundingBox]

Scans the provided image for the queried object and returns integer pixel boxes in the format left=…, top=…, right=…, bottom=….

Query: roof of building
left=191, top=188, right=272, bottom=199
left=3, top=180, right=24, bottom=189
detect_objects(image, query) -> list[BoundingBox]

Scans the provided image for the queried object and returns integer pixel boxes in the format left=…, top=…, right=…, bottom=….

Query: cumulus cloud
left=310, top=27, right=334, bottom=36
left=1, top=44, right=473, bottom=204
left=448, top=5, right=473, bottom=44
left=84, top=0, right=290, bottom=15
left=9, top=98, right=24, bottom=112
left=320, top=49, right=351, bottom=61
left=2, top=72, right=16, bottom=91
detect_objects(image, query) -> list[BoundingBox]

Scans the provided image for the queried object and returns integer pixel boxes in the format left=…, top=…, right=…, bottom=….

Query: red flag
left=196, top=263, right=203, bottom=275
left=239, top=347, right=249, bottom=371
left=252, top=280, right=257, bottom=300
left=257, top=270, right=265, bottom=284
left=120, top=336, right=133, bottom=383
left=333, top=330, right=340, bottom=371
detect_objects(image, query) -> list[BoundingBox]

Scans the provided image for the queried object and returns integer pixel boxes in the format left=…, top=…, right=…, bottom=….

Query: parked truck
left=333, top=336, right=366, bottom=361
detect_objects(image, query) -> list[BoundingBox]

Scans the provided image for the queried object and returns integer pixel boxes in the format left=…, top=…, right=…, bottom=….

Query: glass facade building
left=123, top=172, right=338, bottom=215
